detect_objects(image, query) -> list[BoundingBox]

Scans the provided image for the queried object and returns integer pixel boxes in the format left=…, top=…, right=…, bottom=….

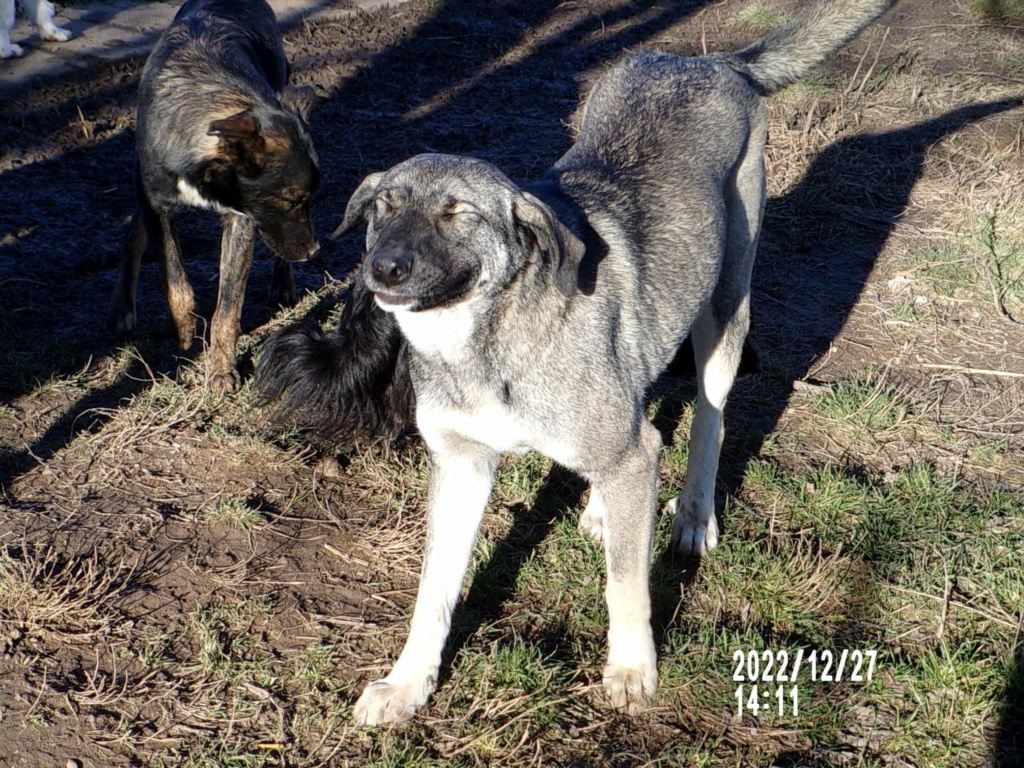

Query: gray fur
left=339, top=0, right=894, bottom=726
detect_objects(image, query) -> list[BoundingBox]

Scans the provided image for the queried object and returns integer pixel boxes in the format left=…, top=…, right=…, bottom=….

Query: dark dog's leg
left=589, top=419, right=660, bottom=714
left=110, top=207, right=148, bottom=336
left=353, top=438, right=499, bottom=725
left=208, top=212, right=256, bottom=392
left=110, top=177, right=163, bottom=336
left=268, top=257, right=297, bottom=308
left=153, top=209, right=197, bottom=350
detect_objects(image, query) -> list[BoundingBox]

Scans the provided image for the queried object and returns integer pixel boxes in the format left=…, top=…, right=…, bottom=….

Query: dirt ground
left=1, top=0, right=1023, bottom=766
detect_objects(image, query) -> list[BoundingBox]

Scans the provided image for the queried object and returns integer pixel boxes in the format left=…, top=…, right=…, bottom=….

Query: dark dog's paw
left=209, top=369, right=242, bottom=393
left=110, top=307, right=136, bottom=336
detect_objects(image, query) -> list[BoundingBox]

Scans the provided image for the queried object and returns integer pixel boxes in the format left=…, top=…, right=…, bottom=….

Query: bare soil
left=1, top=0, right=1022, bottom=766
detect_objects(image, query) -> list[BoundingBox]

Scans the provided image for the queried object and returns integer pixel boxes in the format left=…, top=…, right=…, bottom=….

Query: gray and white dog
left=260, top=0, right=895, bottom=725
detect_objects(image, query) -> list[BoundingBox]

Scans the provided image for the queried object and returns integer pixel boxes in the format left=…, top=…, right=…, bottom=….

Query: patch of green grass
left=185, top=594, right=275, bottom=678
left=969, top=0, right=1024, bottom=22
left=731, top=2, right=790, bottom=34
left=153, top=743, right=281, bottom=768
left=995, top=51, right=1024, bottom=78
left=977, top=215, right=1024, bottom=318
left=808, top=372, right=912, bottom=440
left=200, top=495, right=266, bottom=529
left=770, top=75, right=834, bottom=105
left=902, top=218, right=1024, bottom=318
left=908, top=244, right=977, bottom=298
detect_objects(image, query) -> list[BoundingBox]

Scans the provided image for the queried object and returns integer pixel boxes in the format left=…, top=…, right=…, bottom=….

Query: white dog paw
left=667, top=497, right=719, bottom=556
left=578, top=504, right=604, bottom=545
left=603, top=659, right=657, bottom=715
left=353, top=677, right=432, bottom=726
left=1, top=43, right=25, bottom=58
left=41, top=26, right=72, bottom=43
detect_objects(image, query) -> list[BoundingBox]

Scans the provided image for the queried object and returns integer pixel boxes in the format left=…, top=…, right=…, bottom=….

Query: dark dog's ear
left=513, top=192, right=585, bottom=298
left=331, top=172, right=385, bottom=240
left=280, top=85, right=316, bottom=121
left=208, top=110, right=266, bottom=176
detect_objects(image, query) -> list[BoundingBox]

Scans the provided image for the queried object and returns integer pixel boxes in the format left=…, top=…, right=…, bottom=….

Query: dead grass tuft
left=0, top=540, right=138, bottom=650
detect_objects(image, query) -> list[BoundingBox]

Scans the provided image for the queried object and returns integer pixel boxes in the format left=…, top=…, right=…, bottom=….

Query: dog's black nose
left=370, top=250, right=412, bottom=287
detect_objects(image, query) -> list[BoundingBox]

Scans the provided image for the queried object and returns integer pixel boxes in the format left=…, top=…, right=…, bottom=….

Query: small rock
left=67, top=759, right=83, bottom=768
left=316, top=455, right=344, bottom=479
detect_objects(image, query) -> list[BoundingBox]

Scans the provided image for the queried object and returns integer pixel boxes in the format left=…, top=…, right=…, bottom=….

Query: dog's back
left=546, top=53, right=764, bottom=385
left=136, top=0, right=288, bottom=193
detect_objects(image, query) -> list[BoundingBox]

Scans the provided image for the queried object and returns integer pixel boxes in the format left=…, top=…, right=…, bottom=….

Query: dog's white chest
left=395, top=303, right=478, bottom=361
left=175, top=178, right=244, bottom=217
left=420, top=397, right=535, bottom=455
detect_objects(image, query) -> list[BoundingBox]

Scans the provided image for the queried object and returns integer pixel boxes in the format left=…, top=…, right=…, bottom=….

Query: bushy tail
left=721, top=0, right=896, bottom=95
left=255, top=275, right=415, bottom=443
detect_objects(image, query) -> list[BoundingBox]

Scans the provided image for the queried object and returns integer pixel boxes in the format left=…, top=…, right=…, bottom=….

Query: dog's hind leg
left=592, top=419, right=661, bottom=714
left=354, top=439, right=499, bottom=726
left=669, top=116, right=766, bottom=557
left=208, top=213, right=256, bottom=392
left=110, top=205, right=149, bottom=336
left=579, top=486, right=606, bottom=544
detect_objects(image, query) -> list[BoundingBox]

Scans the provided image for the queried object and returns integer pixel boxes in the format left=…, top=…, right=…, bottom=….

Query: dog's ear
left=208, top=111, right=266, bottom=176
left=513, top=192, right=585, bottom=298
left=280, top=85, right=316, bottom=121
left=332, top=172, right=385, bottom=240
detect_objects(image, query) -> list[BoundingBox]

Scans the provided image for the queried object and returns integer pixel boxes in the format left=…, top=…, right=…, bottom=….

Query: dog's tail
left=720, top=0, right=896, bottom=95
left=255, top=275, right=415, bottom=443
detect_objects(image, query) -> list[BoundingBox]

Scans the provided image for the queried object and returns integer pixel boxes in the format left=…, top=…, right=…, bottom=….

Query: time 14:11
left=735, top=684, right=799, bottom=717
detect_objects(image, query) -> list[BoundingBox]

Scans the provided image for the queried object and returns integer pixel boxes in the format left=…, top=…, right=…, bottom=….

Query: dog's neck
left=393, top=272, right=568, bottom=385
left=392, top=299, right=483, bottom=365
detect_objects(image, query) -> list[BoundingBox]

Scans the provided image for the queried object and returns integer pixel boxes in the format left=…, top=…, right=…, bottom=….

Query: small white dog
left=1, top=0, right=71, bottom=58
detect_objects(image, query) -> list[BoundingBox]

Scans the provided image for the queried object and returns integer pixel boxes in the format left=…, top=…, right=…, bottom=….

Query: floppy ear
left=208, top=110, right=266, bottom=176
left=513, top=192, right=585, bottom=298
left=280, top=85, right=316, bottom=121
left=331, top=172, right=385, bottom=240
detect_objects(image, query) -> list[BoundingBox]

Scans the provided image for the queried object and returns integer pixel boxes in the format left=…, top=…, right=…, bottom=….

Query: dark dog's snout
left=370, top=250, right=413, bottom=288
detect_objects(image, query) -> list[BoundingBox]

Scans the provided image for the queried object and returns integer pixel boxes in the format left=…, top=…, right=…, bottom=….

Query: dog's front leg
left=0, top=0, right=23, bottom=58
left=156, top=210, right=198, bottom=350
left=354, top=440, right=498, bottom=726
left=23, top=0, right=70, bottom=41
left=208, top=213, right=256, bottom=392
left=593, top=420, right=660, bottom=714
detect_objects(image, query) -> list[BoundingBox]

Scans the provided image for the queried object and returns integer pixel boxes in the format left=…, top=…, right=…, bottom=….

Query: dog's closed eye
left=440, top=203, right=482, bottom=225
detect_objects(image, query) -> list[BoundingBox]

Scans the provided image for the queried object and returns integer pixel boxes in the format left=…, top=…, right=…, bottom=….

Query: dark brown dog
left=110, top=0, right=319, bottom=391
